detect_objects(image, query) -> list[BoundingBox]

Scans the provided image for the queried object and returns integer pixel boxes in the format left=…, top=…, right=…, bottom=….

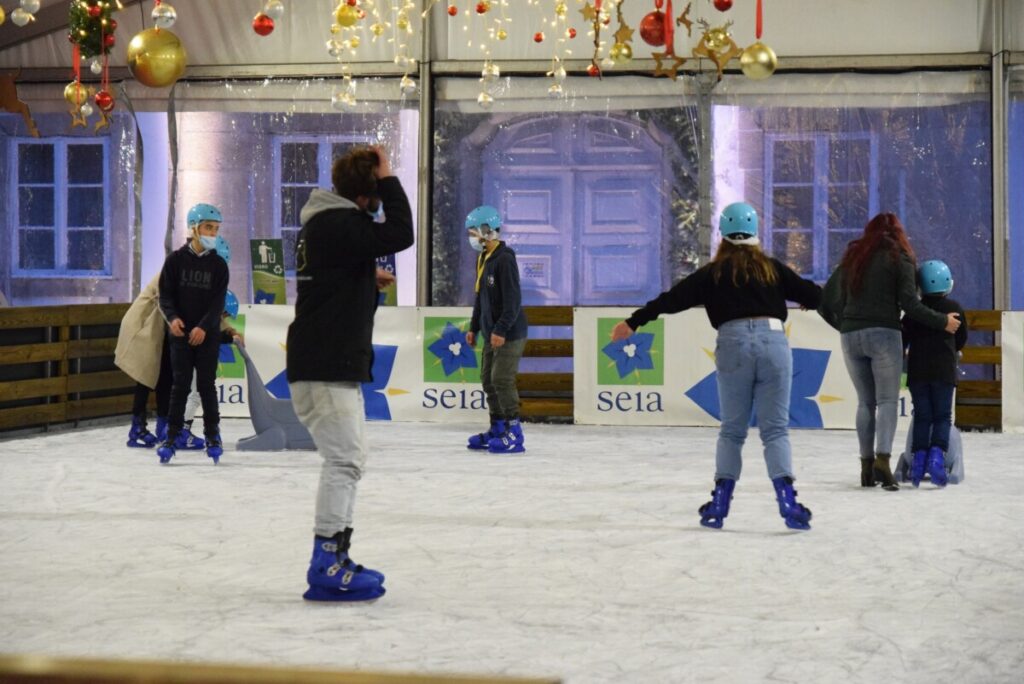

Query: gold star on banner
left=614, top=21, right=634, bottom=44
left=676, top=2, right=693, bottom=36
left=580, top=2, right=598, bottom=22
left=652, top=51, right=688, bottom=80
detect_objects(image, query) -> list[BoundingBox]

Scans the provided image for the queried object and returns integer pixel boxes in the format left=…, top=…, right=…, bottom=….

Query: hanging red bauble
left=533, top=31, right=544, bottom=43
left=103, top=33, right=115, bottom=48
left=347, top=0, right=357, bottom=5
left=94, top=89, right=114, bottom=113
left=568, top=27, right=576, bottom=38
left=639, top=11, right=665, bottom=47
left=447, top=5, right=457, bottom=16
left=587, top=63, right=600, bottom=77
left=88, top=5, right=102, bottom=18
left=713, top=0, right=733, bottom=10
left=252, top=13, right=275, bottom=36
left=108, top=19, right=118, bottom=32
left=476, top=1, right=490, bottom=14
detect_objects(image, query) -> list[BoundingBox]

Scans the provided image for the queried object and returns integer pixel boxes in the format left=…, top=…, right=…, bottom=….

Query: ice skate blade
left=303, top=584, right=385, bottom=602
left=467, top=443, right=491, bottom=450
left=127, top=440, right=156, bottom=449
left=699, top=517, right=724, bottom=529
left=783, top=518, right=811, bottom=531
left=487, top=444, right=525, bottom=454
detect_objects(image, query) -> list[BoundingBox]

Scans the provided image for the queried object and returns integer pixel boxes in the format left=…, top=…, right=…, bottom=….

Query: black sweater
left=470, top=242, right=528, bottom=342
left=902, top=294, right=968, bottom=385
left=626, top=258, right=822, bottom=331
left=158, top=243, right=229, bottom=336
left=286, top=176, right=414, bottom=383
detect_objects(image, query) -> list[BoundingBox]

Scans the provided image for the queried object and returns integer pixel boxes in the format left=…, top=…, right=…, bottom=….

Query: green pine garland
left=68, top=0, right=117, bottom=60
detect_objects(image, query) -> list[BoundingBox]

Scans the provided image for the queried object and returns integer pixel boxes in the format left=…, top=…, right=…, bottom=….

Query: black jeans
left=909, top=381, right=956, bottom=451
left=131, top=338, right=172, bottom=418
left=166, top=333, right=220, bottom=438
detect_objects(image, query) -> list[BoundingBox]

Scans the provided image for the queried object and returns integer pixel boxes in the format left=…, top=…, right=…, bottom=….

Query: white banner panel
left=1001, top=312, right=1024, bottom=433
left=573, top=307, right=914, bottom=431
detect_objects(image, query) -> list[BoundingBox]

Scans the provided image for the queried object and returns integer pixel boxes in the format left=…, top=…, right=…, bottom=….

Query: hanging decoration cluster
left=66, top=0, right=122, bottom=129
left=126, top=1, right=187, bottom=89
left=543, top=0, right=576, bottom=99
left=8, top=0, right=42, bottom=28
left=253, top=0, right=285, bottom=36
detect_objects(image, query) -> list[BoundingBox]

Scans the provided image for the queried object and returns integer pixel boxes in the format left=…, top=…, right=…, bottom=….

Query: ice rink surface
left=2, top=419, right=1023, bottom=683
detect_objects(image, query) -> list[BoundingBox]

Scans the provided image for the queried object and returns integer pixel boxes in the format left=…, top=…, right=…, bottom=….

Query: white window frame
left=763, top=132, right=879, bottom=281
left=9, top=137, right=111, bottom=277
left=272, top=135, right=373, bottom=273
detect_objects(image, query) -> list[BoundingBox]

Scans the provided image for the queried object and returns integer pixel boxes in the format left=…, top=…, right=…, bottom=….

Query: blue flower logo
left=427, top=322, right=478, bottom=377
left=601, top=333, right=656, bottom=379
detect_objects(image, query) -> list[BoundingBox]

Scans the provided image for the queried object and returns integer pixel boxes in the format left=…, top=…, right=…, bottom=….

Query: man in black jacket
left=286, top=146, right=413, bottom=602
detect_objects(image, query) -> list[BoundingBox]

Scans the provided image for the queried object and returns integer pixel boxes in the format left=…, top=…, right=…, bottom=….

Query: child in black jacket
left=156, top=203, right=230, bottom=465
left=901, top=259, right=967, bottom=488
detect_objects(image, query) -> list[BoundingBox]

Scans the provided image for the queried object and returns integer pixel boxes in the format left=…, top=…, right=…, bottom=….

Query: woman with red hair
left=820, top=212, right=961, bottom=490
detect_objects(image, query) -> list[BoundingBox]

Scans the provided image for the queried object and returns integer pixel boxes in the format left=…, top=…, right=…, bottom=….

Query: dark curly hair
left=331, top=147, right=379, bottom=202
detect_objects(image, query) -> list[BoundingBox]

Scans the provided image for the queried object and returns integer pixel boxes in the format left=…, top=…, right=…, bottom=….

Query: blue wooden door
left=483, top=115, right=663, bottom=305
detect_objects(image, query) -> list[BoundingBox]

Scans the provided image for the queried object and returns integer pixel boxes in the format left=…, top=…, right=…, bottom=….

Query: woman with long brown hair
left=820, top=212, right=961, bottom=491
left=612, top=202, right=821, bottom=531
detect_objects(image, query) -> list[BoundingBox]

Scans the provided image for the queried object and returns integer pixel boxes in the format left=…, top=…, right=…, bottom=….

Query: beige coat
left=114, top=275, right=166, bottom=388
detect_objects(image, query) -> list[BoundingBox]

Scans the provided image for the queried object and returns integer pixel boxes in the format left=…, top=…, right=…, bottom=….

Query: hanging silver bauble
left=151, top=4, right=177, bottom=29
left=326, top=39, right=343, bottom=58
left=80, top=102, right=94, bottom=117
left=476, top=92, right=494, bottom=109
left=263, top=0, right=285, bottom=21
left=10, top=8, right=31, bottom=26
left=89, top=59, right=103, bottom=75
left=399, top=74, right=417, bottom=95
left=480, top=60, right=500, bottom=83
left=548, top=83, right=563, bottom=98
left=552, top=65, right=567, bottom=82
left=21, top=0, right=41, bottom=14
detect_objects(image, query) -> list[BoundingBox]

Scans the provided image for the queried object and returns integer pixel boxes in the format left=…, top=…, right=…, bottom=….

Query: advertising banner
left=1002, top=311, right=1024, bottom=433
left=250, top=238, right=287, bottom=304
left=573, top=307, right=913, bottom=431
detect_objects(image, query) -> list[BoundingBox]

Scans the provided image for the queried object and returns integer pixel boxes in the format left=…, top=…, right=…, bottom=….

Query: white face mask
left=468, top=235, right=485, bottom=252
left=199, top=235, right=218, bottom=250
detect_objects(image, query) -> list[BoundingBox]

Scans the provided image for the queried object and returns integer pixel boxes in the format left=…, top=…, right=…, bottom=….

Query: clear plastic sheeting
left=1009, top=67, right=1024, bottom=309
left=711, top=71, right=993, bottom=312
left=166, top=78, right=420, bottom=304
left=432, top=75, right=702, bottom=309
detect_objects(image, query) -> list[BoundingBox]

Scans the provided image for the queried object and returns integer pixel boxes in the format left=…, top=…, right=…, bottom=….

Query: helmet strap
left=723, top=234, right=760, bottom=246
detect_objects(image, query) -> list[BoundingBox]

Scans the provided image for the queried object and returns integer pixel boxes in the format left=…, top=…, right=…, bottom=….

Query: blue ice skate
left=175, top=424, right=206, bottom=451
left=155, top=416, right=168, bottom=442
left=910, top=450, right=928, bottom=488
left=468, top=418, right=503, bottom=450
left=698, top=478, right=736, bottom=529
left=927, top=446, right=948, bottom=488
left=205, top=432, right=223, bottom=464
left=127, top=416, right=158, bottom=448
left=156, top=438, right=176, bottom=464
left=304, top=529, right=385, bottom=602
left=488, top=418, right=525, bottom=454
left=772, top=477, right=812, bottom=531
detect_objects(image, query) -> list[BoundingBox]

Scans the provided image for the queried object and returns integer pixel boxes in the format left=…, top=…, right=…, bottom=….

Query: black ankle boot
left=873, top=453, right=899, bottom=491
left=860, top=457, right=876, bottom=487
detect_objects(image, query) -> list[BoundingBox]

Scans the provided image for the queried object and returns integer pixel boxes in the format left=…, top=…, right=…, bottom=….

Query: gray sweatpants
left=289, top=381, right=367, bottom=538
left=480, top=337, right=526, bottom=419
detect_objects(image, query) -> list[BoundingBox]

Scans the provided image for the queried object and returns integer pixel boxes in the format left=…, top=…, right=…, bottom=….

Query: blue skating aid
left=127, top=417, right=158, bottom=448
left=699, top=478, right=736, bottom=529
left=772, top=477, right=812, bottom=531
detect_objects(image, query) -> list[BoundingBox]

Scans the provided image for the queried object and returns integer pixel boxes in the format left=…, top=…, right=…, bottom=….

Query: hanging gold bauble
left=609, top=42, right=633, bottom=65
left=126, top=28, right=188, bottom=88
left=740, top=41, right=777, bottom=80
left=0, top=7, right=6, bottom=27
left=371, top=22, right=385, bottom=36
left=705, top=27, right=730, bottom=50
left=335, top=4, right=359, bottom=27
left=64, top=81, right=94, bottom=107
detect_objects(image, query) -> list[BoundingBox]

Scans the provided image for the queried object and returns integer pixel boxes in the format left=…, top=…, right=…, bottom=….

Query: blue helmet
left=187, top=203, right=223, bottom=228
left=465, top=205, right=502, bottom=232
left=919, top=260, right=953, bottom=295
left=719, top=202, right=759, bottom=241
left=214, top=235, right=231, bottom=263
left=224, top=289, right=239, bottom=318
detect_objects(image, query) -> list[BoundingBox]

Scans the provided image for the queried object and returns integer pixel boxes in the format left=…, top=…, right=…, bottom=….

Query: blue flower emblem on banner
left=427, top=322, right=478, bottom=376
left=601, top=333, right=656, bottom=379
left=685, top=348, right=831, bottom=428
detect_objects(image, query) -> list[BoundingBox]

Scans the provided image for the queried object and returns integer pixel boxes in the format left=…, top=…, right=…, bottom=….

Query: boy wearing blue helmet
left=156, top=203, right=230, bottom=465
left=611, top=202, right=822, bottom=531
left=465, top=205, right=529, bottom=454
left=900, top=260, right=968, bottom=487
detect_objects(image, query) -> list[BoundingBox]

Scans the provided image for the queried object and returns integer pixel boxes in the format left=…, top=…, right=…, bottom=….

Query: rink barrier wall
left=0, top=654, right=561, bottom=684
left=0, top=304, right=1005, bottom=432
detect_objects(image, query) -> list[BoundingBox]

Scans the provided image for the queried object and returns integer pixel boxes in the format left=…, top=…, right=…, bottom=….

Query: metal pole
left=695, top=72, right=717, bottom=259
left=416, top=8, right=435, bottom=306
left=991, top=0, right=1008, bottom=311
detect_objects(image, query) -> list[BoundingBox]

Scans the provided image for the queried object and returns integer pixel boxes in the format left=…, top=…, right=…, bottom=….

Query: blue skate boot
left=910, top=450, right=928, bottom=488
left=127, top=415, right=158, bottom=448
left=468, top=416, right=503, bottom=450
left=772, top=477, right=812, bottom=531
left=205, top=431, right=223, bottom=464
left=155, top=416, right=168, bottom=442
left=175, top=420, right=206, bottom=451
left=304, top=528, right=385, bottom=602
left=488, top=417, right=525, bottom=454
left=156, top=436, right=176, bottom=464
left=927, top=446, right=948, bottom=488
left=698, top=478, right=736, bottom=529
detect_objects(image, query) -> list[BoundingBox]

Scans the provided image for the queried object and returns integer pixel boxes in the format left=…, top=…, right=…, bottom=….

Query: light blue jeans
left=840, top=328, right=904, bottom=458
left=714, top=319, right=794, bottom=481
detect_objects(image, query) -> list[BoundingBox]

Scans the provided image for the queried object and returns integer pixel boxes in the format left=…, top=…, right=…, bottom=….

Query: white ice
left=1, top=419, right=1023, bottom=683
